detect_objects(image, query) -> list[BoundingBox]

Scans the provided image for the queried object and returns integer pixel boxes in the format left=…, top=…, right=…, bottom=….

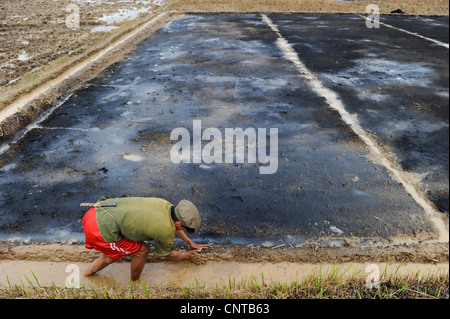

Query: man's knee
left=102, top=254, right=117, bottom=265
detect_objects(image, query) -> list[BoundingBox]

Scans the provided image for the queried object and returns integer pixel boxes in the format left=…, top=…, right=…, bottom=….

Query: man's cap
left=174, top=200, right=201, bottom=231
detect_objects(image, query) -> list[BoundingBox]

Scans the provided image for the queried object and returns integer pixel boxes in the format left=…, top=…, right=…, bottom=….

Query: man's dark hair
left=170, top=206, right=179, bottom=222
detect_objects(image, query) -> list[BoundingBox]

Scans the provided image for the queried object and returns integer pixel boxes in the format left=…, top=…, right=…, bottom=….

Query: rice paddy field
left=0, top=0, right=448, bottom=304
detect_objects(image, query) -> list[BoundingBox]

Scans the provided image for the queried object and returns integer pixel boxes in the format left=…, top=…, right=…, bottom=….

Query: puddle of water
left=0, top=162, right=17, bottom=172
left=0, top=229, right=85, bottom=245
left=91, top=26, right=120, bottom=33
left=97, top=7, right=152, bottom=25
left=123, top=154, right=143, bottom=161
left=329, top=226, right=344, bottom=235
left=17, top=51, right=30, bottom=61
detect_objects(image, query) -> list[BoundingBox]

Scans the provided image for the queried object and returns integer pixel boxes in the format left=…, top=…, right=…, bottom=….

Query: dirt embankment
left=1, top=241, right=448, bottom=264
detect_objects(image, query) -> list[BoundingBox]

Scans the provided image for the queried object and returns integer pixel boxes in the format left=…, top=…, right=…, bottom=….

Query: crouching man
left=82, top=197, right=207, bottom=281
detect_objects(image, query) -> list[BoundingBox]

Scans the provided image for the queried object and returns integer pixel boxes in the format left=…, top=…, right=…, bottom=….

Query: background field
left=167, top=0, right=449, bottom=15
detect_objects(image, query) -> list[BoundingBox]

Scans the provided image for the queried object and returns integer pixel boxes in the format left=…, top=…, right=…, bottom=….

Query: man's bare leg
left=83, top=254, right=116, bottom=277
left=130, top=243, right=150, bottom=281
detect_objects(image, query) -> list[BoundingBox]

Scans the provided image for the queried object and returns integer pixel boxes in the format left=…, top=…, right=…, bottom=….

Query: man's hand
left=165, top=249, right=201, bottom=262
left=175, top=228, right=209, bottom=252
left=183, top=249, right=200, bottom=262
left=188, top=242, right=208, bottom=252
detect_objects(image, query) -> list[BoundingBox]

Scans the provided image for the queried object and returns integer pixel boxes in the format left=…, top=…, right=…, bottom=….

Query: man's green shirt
left=95, top=197, right=175, bottom=256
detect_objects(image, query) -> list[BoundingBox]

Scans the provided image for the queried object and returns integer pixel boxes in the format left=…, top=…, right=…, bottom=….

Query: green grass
left=1, top=262, right=448, bottom=299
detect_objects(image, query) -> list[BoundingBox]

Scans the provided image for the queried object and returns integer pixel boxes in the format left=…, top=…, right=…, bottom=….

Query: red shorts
left=82, top=207, right=143, bottom=260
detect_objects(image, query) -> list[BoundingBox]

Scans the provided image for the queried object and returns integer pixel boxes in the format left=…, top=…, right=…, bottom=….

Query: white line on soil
left=359, top=15, right=449, bottom=49
left=0, top=93, right=74, bottom=156
left=261, top=14, right=449, bottom=243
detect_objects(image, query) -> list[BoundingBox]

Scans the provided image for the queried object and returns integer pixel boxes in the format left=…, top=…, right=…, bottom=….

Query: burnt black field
left=0, top=14, right=448, bottom=246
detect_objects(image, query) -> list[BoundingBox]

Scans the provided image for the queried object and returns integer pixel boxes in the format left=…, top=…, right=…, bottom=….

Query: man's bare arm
left=164, top=249, right=198, bottom=262
left=175, top=229, right=208, bottom=251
